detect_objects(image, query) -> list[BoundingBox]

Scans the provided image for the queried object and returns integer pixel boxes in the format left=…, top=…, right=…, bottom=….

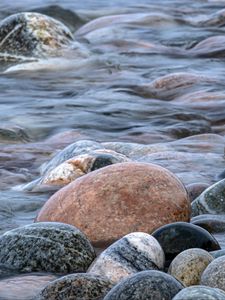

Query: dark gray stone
left=103, top=270, right=184, bottom=300
left=152, top=222, right=220, bottom=265
left=172, top=286, right=225, bottom=300
left=191, top=179, right=225, bottom=216
left=0, top=12, right=73, bottom=61
left=35, top=273, right=113, bottom=300
left=0, top=222, right=95, bottom=274
left=191, top=214, right=225, bottom=233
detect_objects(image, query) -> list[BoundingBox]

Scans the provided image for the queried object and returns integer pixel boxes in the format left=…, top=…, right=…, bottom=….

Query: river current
left=0, top=0, right=225, bottom=287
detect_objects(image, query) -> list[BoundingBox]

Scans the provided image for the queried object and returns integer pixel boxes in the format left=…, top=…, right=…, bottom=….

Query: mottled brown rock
left=36, top=162, right=190, bottom=246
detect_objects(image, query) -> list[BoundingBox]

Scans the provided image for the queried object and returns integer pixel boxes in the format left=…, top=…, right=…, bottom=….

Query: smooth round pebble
left=152, top=222, right=220, bottom=264
left=191, top=214, right=225, bottom=233
left=35, top=273, right=113, bottom=300
left=172, top=285, right=225, bottom=300
left=168, top=248, right=213, bottom=286
left=36, top=162, right=190, bottom=246
left=201, top=256, right=225, bottom=291
left=88, top=232, right=165, bottom=283
left=210, top=249, right=225, bottom=259
left=186, top=182, right=209, bottom=202
left=191, top=179, right=225, bottom=216
left=0, top=222, right=95, bottom=274
left=103, top=270, right=184, bottom=300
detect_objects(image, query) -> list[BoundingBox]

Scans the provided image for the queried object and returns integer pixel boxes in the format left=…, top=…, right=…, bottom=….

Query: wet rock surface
left=152, top=222, right=220, bottom=265
left=36, top=162, right=190, bottom=246
left=0, top=222, right=95, bottom=274
left=103, top=270, right=184, bottom=300
left=35, top=273, right=113, bottom=300
left=172, top=286, right=225, bottom=300
left=88, top=232, right=164, bottom=283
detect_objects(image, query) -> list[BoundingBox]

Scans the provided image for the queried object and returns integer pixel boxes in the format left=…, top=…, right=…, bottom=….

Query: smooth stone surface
left=35, top=273, right=113, bottom=300
left=0, top=222, right=95, bottom=274
left=172, top=286, right=225, bottom=300
left=88, top=232, right=165, bottom=283
left=0, top=273, right=57, bottom=300
left=210, top=249, right=225, bottom=259
left=191, top=179, right=225, bottom=216
left=191, top=214, right=225, bottom=233
left=103, top=270, right=184, bottom=300
left=152, top=222, right=220, bottom=264
left=186, top=183, right=209, bottom=202
left=201, top=256, right=225, bottom=291
left=168, top=248, right=213, bottom=286
left=0, top=12, right=74, bottom=60
left=36, top=162, right=190, bottom=246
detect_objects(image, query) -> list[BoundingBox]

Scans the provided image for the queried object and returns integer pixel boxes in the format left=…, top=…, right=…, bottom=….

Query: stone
left=210, top=249, right=225, bottom=259
left=35, top=273, right=113, bottom=300
left=191, top=214, right=225, bottom=233
left=168, top=248, right=213, bottom=286
left=0, top=273, right=57, bottom=300
left=0, top=222, right=95, bottom=274
left=201, top=256, right=225, bottom=291
left=36, top=162, right=190, bottom=246
left=152, top=222, right=220, bottom=264
left=103, top=270, right=184, bottom=300
left=186, top=182, right=209, bottom=202
left=40, top=149, right=130, bottom=186
left=88, top=232, right=165, bottom=283
left=0, top=12, right=74, bottom=60
left=191, top=179, right=225, bottom=216
left=172, top=286, right=225, bottom=300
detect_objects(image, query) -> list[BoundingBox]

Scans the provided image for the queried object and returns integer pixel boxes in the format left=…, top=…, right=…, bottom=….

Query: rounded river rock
left=172, top=285, right=225, bottom=300
left=0, top=222, right=95, bottom=273
left=36, top=162, right=190, bottom=246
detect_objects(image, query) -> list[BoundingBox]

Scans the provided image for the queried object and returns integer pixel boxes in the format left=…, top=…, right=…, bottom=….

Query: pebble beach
left=0, top=0, right=225, bottom=299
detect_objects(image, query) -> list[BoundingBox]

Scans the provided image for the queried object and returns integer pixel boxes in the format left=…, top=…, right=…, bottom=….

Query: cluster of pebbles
left=0, top=138, right=225, bottom=299
left=1, top=10, right=225, bottom=300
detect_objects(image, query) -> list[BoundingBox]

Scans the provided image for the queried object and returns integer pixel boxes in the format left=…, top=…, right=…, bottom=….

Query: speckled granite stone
left=0, top=222, right=95, bottom=274
left=36, top=162, right=190, bottom=246
left=88, top=232, right=165, bottom=283
left=201, top=256, right=225, bottom=291
left=103, top=270, right=184, bottom=300
left=0, top=12, right=74, bottom=60
left=191, top=179, right=225, bottom=216
left=172, top=286, right=225, bottom=300
left=35, top=273, right=113, bottom=300
left=168, top=248, right=213, bottom=286
left=152, top=222, right=220, bottom=264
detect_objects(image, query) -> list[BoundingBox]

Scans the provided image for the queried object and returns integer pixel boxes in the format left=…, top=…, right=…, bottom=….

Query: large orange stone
left=36, top=162, right=190, bottom=247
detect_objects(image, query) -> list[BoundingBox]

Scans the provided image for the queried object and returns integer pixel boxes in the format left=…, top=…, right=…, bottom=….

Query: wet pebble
left=88, top=232, right=164, bottom=283
left=152, top=222, right=220, bottom=265
left=191, top=214, right=225, bottom=233
left=186, top=182, right=209, bottom=202
left=36, top=162, right=190, bottom=246
left=0, top=222, right=95, bottom=274
left=103, top=270, right=184, bottom=300
left=168, top=248, right=213, bottom=286
left=210, top=249, right=225, bottom=259
left=201, top=256, right=225, bottom=291
left=172, top=285, right=225, bottom=300
left=35, top=273, right=113, bottom=300
left=191, top=179, right=225, bottom=216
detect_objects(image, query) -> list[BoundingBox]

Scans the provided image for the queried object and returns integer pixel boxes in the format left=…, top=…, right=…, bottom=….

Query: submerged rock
left=103, top=270, right=184, bottom=300
left=36, top=162, right=190, bottom=246
left=0, top=12, right=74, bottom=61
left=191, top=179, right=225, bottom=216
left=168, top=248, right=213, bottom=286
left=0, top=222, right=95, bottom=274
left=88, top=232, right=164, bottom=283
left=35, top=273, right=113, bottom=300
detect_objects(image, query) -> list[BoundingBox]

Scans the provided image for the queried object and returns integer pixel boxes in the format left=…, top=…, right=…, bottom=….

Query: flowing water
left=0, top=0, right=225, bottom=296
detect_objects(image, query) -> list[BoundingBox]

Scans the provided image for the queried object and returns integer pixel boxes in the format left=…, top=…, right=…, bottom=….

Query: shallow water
left=0, top=0, right=225, bottom=294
